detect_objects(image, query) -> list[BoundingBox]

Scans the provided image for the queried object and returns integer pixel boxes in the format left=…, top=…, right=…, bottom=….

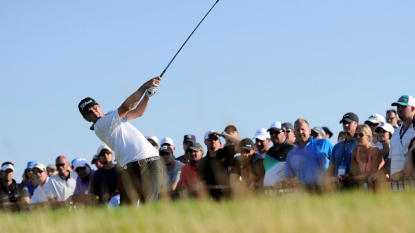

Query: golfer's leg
left=140, top=159, right=163, bottom=203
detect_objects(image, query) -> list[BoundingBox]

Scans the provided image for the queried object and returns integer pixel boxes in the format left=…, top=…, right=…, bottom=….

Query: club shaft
left=160, top=0, right=220, bottom=77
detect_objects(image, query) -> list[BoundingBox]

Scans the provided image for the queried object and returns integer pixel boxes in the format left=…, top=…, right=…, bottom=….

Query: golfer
left=78, top=77, right=163, bottom=205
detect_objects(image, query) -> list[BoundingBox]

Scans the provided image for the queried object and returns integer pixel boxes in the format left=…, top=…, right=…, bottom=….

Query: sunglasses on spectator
left=354, top=133, right=366, bottom=138
left=366, top=122, right=379, bottom=127
left=56, top=163, right=66, bottom=167
left=270, top=130, right=284, bottom=135
left=4, top=169, right=13, bottom=173
left=386, top=117, right=396, bottom=120
left=285, top=130, right=293, bottom=133
left=311, top=133, right=319, bottom=137
left=75, top=167, right=86, bottom=173
left=160, top=152, right=171, bottom=156
left=33, top=170, right=44, bottom=175
left=207, top=138, right=219, bottom=141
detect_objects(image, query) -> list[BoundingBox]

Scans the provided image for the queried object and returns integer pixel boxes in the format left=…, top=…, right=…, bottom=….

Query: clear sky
left=1, top=0, right=414, bottom=179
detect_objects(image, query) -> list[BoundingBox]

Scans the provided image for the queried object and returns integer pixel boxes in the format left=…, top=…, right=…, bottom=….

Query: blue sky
left=1, top=0, right=414, bottom=179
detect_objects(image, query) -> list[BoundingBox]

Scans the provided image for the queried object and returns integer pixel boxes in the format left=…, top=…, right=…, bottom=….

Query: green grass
left=1, top=191, right=414, bottom=233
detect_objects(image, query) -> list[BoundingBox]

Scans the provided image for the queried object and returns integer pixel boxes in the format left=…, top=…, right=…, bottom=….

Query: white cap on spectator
left=96, top=145, right=112, bottom=155
left=1, top=164, right=14, bottom=171
left=33, top=163, right=47, bottom=172
left=365, top=113, right=386, bottom=124
left=375, top=123, right=395, bottom=134
left=73, top=158, right=88, bottom=170
left=204, top=130, right=220, bottom=140
left=254, top=128, right=270, bottom=140
left=146, top=135, right=159, bottom=145
left=160, top=137, right=174, bottom=146
left=267, top=121, right=282, bottom=131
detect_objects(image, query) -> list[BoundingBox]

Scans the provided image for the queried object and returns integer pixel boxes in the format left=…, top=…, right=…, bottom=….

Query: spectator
left=326, top=112, right=359, bottom=189
left=223, top=125, right=239, bottom=146
left=386, top=109, right=401, bottom=129
left=263, top=121, right=295, bottom=188
left=364, top=113, right=386, bottom=149
left=311, top=127, right=326, bottom=139
left=73, top=158, right=95, bottom=195
left=91, top=154, right=103, bottom=170
left=254, top=128, right=271, bottom=158
left=29, top=163, right=49, bottom=204
left=337, top=131, right=347, bottom=143
left=230, top=138, right=265, bottom=190
left=160, top=137, right=175, bottom=152
left=159, top=145, right=184, bottom=199
left=90, top=145, right=120, bottom=204
left=322, top=127, right=333, bottom=139
left=46, top=164, right=58, bottom=177
left=0, top=162, right=30, bottom=210
left=375, top=123, right=394, bottom=160
left=181, top=142, right=204, bottom=198
left=19, top=168, right=31, bottom=190
left=343, top=125, right=384, bottom=186
left=146, top=135, right=159, bottom=150
left=199, top=130, right=239, bottom=200
left=175, top=134, right=196, bottom=164
left=282, top=122, right=295, bottom=144
left=25, top=161, right=39, bottom=197
left=369, top=95, right=415, bottom=183
left=47, top=156, right=78, bottom=202
left=403, top=117, right=415, bottom=175
left=285, top=119, right=333, bottom=193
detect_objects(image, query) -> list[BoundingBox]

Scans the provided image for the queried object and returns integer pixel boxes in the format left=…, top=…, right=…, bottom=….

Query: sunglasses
left=270, top=130, right=284, bottom=135
left=160, top=152, right=171, bottom=156
left=33, top=170, right=44, bottom=175
left=354, top=133, right=366, bottom=138
left=366, top=122, right=379, bottom=127
left=386, top=117, right=396, bottom=120
left=56, top=163, right=66, bottom=167
left=75, top=167, right=86, bottom=173
left=285, top=130, right=293, bottom=133
left=207, top=138, right=219, bottom=141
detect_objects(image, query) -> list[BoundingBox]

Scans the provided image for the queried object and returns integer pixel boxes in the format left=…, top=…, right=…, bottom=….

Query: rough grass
left=0, top=191, right=414, bottom=233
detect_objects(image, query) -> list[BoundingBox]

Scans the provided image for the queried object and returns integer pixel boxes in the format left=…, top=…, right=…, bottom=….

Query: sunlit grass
left=0, top=191, right=414, bottom=233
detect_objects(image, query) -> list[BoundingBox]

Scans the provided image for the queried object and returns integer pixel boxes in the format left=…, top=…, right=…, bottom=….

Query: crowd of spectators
left=1, top=94, right=415, bottom=210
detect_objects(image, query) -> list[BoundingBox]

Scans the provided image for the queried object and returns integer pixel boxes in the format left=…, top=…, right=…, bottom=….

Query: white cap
left=160, top=137, right=174, bottom=146
left=267, top=121, right=282, bottom=131
left=365, top=113, right=386, bottom=124
left=375, top=123, right=395, bottom=134
left=73, top=158, right=88, bottom=170
left=33, top=163, right=47, bottom=172
left=146, top=135, right=159, bottom=145
left=1, top=164, right=14, bottom=171
left=254, top=128, right=270, bottom=140
left=96, top=145, right=112, bottom=155
left=204, top=130, right=220, bottom=140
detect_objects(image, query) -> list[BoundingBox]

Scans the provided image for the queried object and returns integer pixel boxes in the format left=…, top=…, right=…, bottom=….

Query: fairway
left=0, top=191, right=413, bottom=233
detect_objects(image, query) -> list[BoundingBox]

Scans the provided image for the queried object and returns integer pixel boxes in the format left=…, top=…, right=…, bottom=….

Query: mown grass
left=0, top=191, right=414, bottom=233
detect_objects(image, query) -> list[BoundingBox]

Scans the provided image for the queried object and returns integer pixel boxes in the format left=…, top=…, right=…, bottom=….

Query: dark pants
left=119, top=157, right=163, bottom=205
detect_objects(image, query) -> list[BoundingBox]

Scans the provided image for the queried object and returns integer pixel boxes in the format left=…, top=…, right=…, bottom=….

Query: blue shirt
left=329, top=138, right=357, bottom=176
left=285, top=138, right=333, bottom=184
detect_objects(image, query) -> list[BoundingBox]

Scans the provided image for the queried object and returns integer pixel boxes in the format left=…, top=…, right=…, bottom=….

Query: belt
left=122, top=156, right=160, bottom=169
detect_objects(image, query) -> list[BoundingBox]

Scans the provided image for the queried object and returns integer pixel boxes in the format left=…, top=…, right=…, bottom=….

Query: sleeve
left=73, top=178, right=81, bottom=195
left=46, top=178, right=57, bottom=199
left=20, top=185, right=30, bottom=199
left=284, top=152, right=295, bottom=178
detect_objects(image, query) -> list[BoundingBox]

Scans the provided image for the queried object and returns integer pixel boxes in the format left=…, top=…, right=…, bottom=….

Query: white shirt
left=390, top=124, right=415, bottom=176
left=94, top=110, right=159, bottom=167
left=46, top=171, right=78, bottom=201
left=370, top=140, right=383, bottom=150
left=29, top=177, right=49, bottom=204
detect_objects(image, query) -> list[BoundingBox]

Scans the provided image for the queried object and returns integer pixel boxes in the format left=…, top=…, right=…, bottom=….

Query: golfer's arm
left=118, top=85, right=147, bottom=120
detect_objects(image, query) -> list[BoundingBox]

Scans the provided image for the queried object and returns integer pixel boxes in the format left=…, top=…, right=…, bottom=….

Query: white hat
left=96, top=145, right=112, bottom=155
left=254, top=128, right=270, bottom=140
left=204, top=130, right=220, bottom=140
left=365, top=113, right=386, bottom=124
left=1, top=164, right=14, bottom=171
left=73, top=158, right=88, bottom=170
left=267, top=121, right=282, bottom=131
left=375, top=123, right=395, bottom=134
left=33, top=163, right=47, bottom=172
left=160, top=137, right=174, bottom=146
left=312, top=127, right=326, bottom=136
left=146, top=135, right=159, bottom=145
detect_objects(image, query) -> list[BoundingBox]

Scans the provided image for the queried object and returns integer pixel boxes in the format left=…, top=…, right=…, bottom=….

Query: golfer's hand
left=144, top=77, right=161, bottom=89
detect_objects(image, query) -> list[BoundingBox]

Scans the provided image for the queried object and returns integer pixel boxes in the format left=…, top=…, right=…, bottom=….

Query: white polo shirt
left=390, top=124, right=415, bottom=176
left=46, top=171, right=78, bottom=201
left=94, top=110, right=159, bottom=167
left=29, top=177, right=49, bottom=204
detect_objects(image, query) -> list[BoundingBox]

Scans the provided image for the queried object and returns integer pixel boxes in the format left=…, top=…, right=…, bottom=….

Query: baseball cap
left=183, top=134, right=196, bottom=143
left=254, top=128, right=270, bottom=140
left=391, top=95, right=415, bottom=107
left=322, top=127, right=333, bottom=138
left=27, top=161, right=39, bottom=169
left=340, top=112, right=359, bottom=124
left=160, top=137, right=174, bottom=146
left=365, top=113, right=386, bottom=124
left=73, top=158, right=88, bottom=170
left=33, top=163, right=47, bottom=172
left=239, top=138, right=254, bottom=151
left=159, top=145, right=173, bottom=154
left=47, top=164, right=57, bottom=171
left=282, top=122, right=294, bottom=131
left=187, top=142, right=204, bottom=152
left=1, top=164, right=14, bottom=171
left=204, top=130, right=220, bottom=140
left=91, top=154, right=99, bottom=164
left=311, top=127, right=326, bottom=136
left=375, top=123, right=395, bottom=134
left=267, top=121, right=282, bottom=131
left=96, top=145, right=112, bottom=156
left=78, top=97, right=98, bottom=116
left=146, top=136, right=159, bottom=146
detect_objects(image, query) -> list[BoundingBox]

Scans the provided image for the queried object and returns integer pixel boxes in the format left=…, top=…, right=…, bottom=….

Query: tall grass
left=0, top=191, right=414, bottom=233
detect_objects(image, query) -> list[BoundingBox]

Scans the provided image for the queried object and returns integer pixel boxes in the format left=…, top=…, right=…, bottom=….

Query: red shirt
left=181, top=162, right=199, bottom=187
